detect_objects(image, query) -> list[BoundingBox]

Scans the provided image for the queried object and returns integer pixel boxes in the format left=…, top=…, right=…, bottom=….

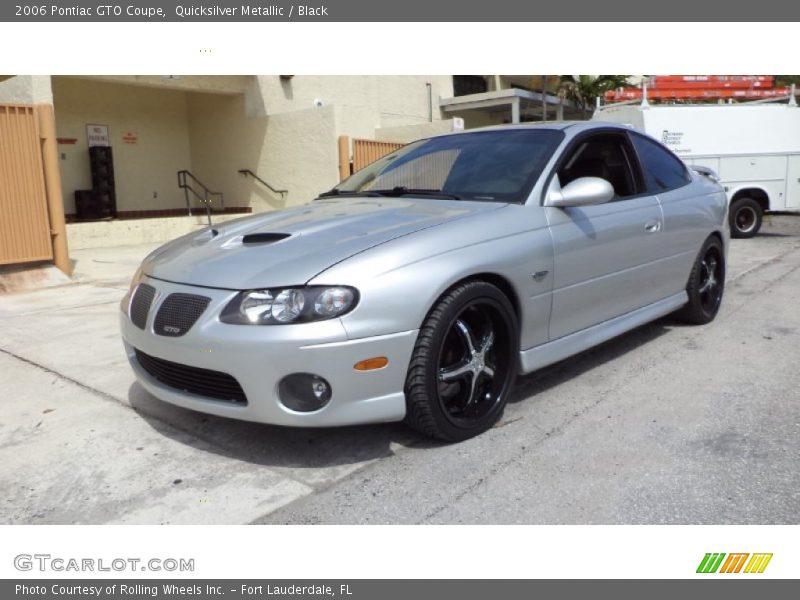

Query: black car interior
left=558, top=135, right=638, bottom=199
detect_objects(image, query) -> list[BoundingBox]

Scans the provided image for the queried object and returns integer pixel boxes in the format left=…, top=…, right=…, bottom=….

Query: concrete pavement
left=1, top=216, right=799, bottom=524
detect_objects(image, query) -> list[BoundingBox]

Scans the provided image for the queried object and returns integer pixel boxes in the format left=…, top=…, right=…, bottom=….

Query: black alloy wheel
left=676, top=236, right=726, bottom=325
left=405, top=281, right=518, bottom=442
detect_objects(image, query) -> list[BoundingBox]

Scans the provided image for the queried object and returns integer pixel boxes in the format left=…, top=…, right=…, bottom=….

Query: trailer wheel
left=729, top=197, right=762, bottom=239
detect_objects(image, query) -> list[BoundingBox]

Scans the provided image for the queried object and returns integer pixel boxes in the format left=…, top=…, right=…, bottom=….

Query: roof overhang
left=440, top=87, right=582, bottom=122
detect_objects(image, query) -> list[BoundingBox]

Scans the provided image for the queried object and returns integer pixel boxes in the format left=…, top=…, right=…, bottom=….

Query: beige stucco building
left=0, top=74, right=576, bottom=265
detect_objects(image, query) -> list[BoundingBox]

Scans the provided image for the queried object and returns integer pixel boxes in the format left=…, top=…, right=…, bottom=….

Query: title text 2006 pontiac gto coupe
left=121, top=122, right=727, bottom=441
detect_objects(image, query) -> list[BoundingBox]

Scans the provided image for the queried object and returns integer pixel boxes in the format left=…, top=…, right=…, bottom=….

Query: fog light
left=278, top=373, right=332, bottom=412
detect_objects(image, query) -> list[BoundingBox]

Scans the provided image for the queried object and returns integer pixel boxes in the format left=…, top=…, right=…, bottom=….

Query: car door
left=545, top=131, right=670, bottom=340
left=628, top=131, right=709, bottom=298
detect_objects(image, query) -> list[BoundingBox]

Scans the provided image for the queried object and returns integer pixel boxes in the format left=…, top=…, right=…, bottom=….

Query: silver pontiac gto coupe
left=121, top=122, right=728, bottom=441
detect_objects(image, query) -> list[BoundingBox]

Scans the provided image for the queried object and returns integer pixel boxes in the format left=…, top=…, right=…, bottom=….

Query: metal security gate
left=0, top=104, right=53, bottom=265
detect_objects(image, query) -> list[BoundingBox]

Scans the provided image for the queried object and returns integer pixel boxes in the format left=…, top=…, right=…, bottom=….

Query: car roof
left=425, top=121, right=631, bottom=140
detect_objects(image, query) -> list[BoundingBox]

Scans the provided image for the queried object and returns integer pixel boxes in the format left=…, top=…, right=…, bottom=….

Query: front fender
left=311, top=204, right=554, bottom=351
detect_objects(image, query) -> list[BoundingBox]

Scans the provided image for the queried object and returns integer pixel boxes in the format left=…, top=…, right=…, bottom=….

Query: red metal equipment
left=604, top=75, right=793, bottom=102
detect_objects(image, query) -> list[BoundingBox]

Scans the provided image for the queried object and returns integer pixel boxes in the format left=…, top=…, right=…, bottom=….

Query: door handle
left=645, top=220, right=662, bottom=233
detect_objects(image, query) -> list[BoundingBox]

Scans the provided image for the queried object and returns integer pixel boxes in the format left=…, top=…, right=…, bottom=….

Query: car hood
left=143, top=197, right=506, bottom=289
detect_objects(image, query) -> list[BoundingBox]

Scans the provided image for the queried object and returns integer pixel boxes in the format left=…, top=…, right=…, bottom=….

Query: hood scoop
left=241, top=232, right=291, bottom=245
left=145, top=197, right=506, bottom=290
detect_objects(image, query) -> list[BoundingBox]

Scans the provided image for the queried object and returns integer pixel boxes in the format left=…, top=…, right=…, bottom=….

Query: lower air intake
left=134, top=349, right=247, bottom=405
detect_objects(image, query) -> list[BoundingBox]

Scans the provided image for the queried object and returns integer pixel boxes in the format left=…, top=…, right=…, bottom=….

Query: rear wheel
left=729, top=197, right=762, bottom=238
left=404, top=281, right=518, bottom=442
left=676, top=236, right=725, bottom=325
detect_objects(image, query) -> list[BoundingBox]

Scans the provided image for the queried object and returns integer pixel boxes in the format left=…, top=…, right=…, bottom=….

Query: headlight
left=240, top=290, right=273, bottom=323
left=220, top=286, right=358, bottom=325
left=272, top=289, right=305, bottom=323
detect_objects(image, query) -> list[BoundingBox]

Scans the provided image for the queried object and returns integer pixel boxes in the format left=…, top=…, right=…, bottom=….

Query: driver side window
left=557, top=134, right=639, bottom=200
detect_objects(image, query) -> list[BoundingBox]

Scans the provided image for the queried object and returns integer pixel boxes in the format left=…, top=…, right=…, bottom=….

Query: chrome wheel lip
left=734, top=205, right=758, bottom=234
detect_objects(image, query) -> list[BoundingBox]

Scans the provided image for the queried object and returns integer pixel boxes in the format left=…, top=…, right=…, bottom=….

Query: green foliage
left=775, top=75, right=800, bottom=87
left=559, top=75, right=631, bottom=118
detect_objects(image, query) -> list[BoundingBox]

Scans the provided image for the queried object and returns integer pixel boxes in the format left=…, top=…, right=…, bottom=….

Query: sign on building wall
left=122, top=132, right=138, bottom=144
left=86, top=124, right=109, bottom=147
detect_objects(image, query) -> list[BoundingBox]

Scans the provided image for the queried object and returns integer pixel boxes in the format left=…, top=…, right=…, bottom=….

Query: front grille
left=129, top=283, right=156, bottom=329
left=134, top=349, right=247, bottom=405
left=153, top=293, right=211, bottom=337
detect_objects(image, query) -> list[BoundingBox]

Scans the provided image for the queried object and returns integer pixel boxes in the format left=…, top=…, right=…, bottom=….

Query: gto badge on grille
left=163, top=325, right=181, bottom=334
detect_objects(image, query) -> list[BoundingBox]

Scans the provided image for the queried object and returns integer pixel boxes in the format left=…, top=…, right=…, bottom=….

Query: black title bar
left=3, top=0, right=800, bottom=21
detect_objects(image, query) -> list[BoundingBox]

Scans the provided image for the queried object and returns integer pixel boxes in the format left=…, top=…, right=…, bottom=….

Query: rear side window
left=630, top=133, right=691, bottom=192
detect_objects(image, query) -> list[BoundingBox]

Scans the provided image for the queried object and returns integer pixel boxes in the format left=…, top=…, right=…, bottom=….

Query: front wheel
left=676, top=236, right=725, bottom=325
left=729, top=197, right=762, bottom=238
left=404, top=281, right=518, bottom=442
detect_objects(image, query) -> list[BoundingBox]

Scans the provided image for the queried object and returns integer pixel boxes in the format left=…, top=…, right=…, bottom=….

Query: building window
left=453, top=76, right=488, bottom=97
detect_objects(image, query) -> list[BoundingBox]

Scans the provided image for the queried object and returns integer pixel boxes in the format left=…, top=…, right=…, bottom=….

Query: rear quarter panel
left=657, top=174, right=729, bottom=287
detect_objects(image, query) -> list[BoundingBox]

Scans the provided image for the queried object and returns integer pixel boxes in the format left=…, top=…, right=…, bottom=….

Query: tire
left=729, top=197, right=762, bottom=239
left=676, top=236, right=725, bottom=325
left=404, top=281, right=518, bottom=442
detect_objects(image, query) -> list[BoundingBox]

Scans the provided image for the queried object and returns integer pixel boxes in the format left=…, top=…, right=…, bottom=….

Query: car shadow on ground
left=751, top=232, right=792, bottom=238
left=128, top=381, right=436, bottom=472
left=128, top=316, right=677, bottom=471
left=509, top=317, right=673, bottom=403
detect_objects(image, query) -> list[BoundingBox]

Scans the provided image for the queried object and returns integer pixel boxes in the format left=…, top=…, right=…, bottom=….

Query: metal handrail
left=177, top=170, right=225, bottom=225
left=238, top=169, right=288, bottom=198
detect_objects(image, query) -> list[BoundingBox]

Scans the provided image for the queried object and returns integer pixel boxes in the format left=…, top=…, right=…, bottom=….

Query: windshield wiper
left=370, top=186, right=463, bottom=200
left=315, top=189, right=381, bottom=199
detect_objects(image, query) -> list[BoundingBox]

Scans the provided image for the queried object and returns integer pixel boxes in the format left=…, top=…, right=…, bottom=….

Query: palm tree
left=775, top=75, right=800, bottom=88
left=559, top=75, right=631, bottom=119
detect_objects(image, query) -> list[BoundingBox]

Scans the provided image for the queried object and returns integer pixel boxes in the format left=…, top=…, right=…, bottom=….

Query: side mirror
left=546, top=177, right=615, bottom=208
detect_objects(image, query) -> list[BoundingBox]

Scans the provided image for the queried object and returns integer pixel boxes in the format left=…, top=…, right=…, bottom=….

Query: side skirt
left=519, top=291, right=688, bottom=374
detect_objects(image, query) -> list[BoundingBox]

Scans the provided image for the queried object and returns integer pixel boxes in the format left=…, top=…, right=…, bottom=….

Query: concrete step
left=0, top=262, right=72, bottom=294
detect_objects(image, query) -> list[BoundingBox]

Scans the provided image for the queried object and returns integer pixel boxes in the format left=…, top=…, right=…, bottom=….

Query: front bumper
left=120, top=276, right=416, bottom=427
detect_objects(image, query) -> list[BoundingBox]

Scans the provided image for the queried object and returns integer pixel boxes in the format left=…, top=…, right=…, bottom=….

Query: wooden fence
left=0, top=104, right=53, bottom=265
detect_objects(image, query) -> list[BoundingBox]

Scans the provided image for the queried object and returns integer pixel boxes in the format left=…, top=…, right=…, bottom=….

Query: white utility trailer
left=593, top=94, right=800, bottom=237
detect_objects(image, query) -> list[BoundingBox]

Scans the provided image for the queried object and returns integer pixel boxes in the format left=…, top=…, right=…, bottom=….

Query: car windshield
left=328, top=128, right=564, bottom=203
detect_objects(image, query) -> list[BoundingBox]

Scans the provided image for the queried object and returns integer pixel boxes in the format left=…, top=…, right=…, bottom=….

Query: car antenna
left=203, top=198, right=219, bottom=236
